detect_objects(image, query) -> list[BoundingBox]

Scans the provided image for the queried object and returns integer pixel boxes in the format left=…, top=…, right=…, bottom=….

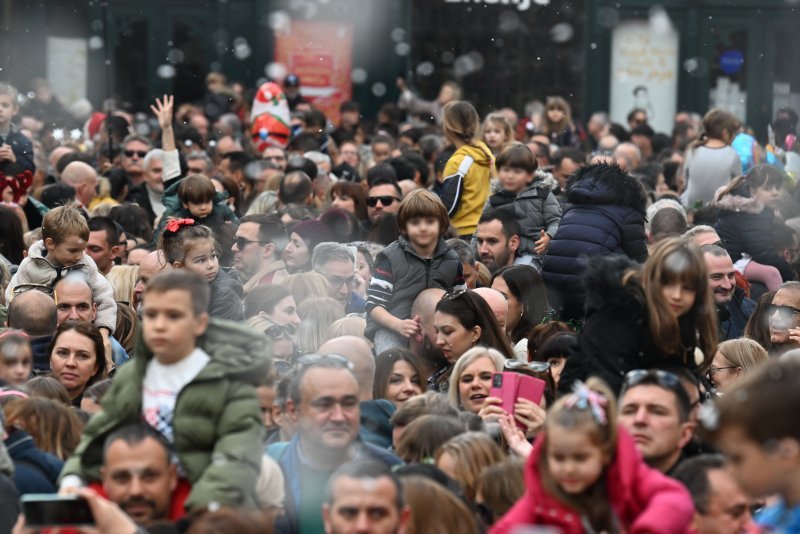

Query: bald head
left=318, top=336, right=375, bottom=401
left=7, top=290, right=58, bottom=337
left=474, top=287, right=509, bottom=331
left=133, top=250, right=171, bottom=310
left=61, top=161, right=98, bottom=206
left=411, top=288, right=445, bottom=322
left=613, top=142, right=641, bottom=171
left=53, top=275, right=96, bottom=325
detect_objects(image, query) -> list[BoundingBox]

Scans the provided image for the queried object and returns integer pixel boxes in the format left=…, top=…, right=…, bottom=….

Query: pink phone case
left=490, top=372, right=546, bottom=429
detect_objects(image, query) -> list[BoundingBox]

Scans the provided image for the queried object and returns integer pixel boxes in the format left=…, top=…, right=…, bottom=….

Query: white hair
left=143, top=149, right=164, bottom=170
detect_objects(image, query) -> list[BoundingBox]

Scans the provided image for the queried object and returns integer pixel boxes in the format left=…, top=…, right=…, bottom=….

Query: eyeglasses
left=123, top=149, right=147, bottom=159
left=504, top=360, right=551, bottom=373
left=273, top=359, right=293, bottom=376
left=766, top=304, right=800, bottom=317
left=234, top=237, right=267, bottom=250
left=326, top=275, right=357, bottom=289
left=13, top=283, right=54, bottom=297
left=366, top=195, right=400, bottom=208
left=296, top=353, right=353, bottom=370
left=707, top=365, right=738, bottom=376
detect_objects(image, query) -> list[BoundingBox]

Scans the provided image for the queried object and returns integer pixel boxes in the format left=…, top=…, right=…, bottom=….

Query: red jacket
left=490, top=427, right=694, bottom=534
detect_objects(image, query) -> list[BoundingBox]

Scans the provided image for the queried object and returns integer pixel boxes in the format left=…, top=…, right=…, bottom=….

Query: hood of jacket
left=161, top=177, right=231, bottom=212
left=133, top=317, right=271, bottom=385
left=22, top=240, right=93, bottom=282
left=457, top=141, right=494, bottom=168
left=567, top=168, right=647, bottom=214
left=582, top=254, right=643, bottom=313
left=713, top=189, right=763, bottom=214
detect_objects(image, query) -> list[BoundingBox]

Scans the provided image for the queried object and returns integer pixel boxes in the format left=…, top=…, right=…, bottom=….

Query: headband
left=564, top=381, right=608, bottom=425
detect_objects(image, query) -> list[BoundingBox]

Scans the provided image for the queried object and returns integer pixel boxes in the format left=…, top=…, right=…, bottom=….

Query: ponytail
left=715, top=175, right=747, bottom=202
left=158, top=219, right=216, bottom=265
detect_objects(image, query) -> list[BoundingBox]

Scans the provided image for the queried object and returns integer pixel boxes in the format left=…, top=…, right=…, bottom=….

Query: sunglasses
left=366, top=195, right=400, bottom=208
left=234, top=237, right=268, bottom=250
left=273, top=359, right=293, bottom=376
left=622, top=369, right=694, bottom=407
left=766, top=304, right=800, bottom=317
left=124, top=149, right=148, bottom=159
left=264, top=323, right=296, bottom=340
left=504, top=360, right=551, bottom=373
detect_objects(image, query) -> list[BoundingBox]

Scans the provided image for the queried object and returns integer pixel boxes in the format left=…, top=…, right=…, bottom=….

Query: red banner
left=274, top=20, right=354, bottom=124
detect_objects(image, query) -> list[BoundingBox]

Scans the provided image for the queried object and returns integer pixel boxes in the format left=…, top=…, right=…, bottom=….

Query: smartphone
left=21, top=494, right=95, bottom=527
left=490, top=372, right=546, bottom=428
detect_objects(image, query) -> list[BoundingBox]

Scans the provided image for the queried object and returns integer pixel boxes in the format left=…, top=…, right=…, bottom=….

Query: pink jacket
left=490, top=427, right=694, bottom=534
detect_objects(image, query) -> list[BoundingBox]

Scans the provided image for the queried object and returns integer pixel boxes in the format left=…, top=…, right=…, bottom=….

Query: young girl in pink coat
left=491, top=379, right=694, bottom=534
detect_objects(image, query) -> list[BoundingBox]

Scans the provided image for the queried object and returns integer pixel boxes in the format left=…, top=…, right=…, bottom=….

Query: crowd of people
left=0, top=71, right=799, bottom=533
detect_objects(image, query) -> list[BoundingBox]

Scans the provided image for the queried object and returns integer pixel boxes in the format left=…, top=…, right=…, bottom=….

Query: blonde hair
left=284, top=271, right=330, bottom=307
left=42, top=203, right=89, bottom=243
left=325, top=315, right=367, bottom=342
left=295, top=297, right=345, bottom=354
left=434, top=431, right=506, bottom=502
left=106, top=264, right=139, bottom=305
left=717, top=338, right=768, bottom=374
left=481, top=112, right=515, bottom=152
left=447, top=346, right=506, bottom=410
left=400, top=475, right=478, bottom=534
left=540, top=377, right=616, bottom=531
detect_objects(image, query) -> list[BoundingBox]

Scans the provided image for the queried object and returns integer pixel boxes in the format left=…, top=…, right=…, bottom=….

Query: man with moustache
left=474, top=210, right=526, bottom=274
left=702, top=245, right=755, bottom=341
left=99, top=424, right=180, bottom=524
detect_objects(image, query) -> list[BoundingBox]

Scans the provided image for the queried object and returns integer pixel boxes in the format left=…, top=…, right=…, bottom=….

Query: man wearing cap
left=283, top=74, right=308, bottom=111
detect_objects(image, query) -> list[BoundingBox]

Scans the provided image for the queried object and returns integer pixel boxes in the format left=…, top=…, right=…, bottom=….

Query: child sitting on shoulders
left=367, top=190, right=465, bottom=353
left=61, top=270, right=267, bottom=510
left=6, top=203, right=116, bottom=334
left=483, top=143, right=561, bottom=270
left=159, top=219, right=244, bottom=322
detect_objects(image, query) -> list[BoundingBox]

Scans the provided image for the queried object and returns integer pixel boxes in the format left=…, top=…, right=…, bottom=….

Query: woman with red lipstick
left=48, top=321, right=108, bottom=407
left=558, top=237, right=717, bottom=394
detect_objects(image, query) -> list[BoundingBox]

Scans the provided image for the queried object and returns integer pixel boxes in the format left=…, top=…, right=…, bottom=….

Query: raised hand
left=150, top=94, right=174, bottom=131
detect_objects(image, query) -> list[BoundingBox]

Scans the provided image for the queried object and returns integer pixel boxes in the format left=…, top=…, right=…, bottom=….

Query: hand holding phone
left=489, top=372, right=546, bottom=430
left=22, top=494, right=95, bottom=528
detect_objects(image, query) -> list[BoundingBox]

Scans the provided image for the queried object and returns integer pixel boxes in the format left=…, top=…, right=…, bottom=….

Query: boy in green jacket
left=61, top=270, right=269, bottom=511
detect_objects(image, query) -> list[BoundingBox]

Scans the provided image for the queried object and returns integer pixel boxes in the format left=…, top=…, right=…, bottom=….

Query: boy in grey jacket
left=483, top=143, right=562, bottom=270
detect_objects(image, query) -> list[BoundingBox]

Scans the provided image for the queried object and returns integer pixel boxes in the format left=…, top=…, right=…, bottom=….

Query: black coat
left=542, top=166, right=648, bottom=320
left=558, top=255, right=699, bottom=395
left=209, top=268, right=245, bottom=322
left=714, top=193, right=795, bottom=282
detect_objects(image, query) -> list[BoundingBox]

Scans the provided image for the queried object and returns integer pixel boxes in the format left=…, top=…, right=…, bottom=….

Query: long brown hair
left=443, top=101, right=493, bottom=161
left=434, top=431, right=506, bottom=502
left=4, top=396, right=84, bottom=459
left=716, top=164, right=786, bottom=203
left=539, top=378, right=617, bottom=532
left=543, top=96, right=576, bottom=136
left=400, top=475, right=479, bottom=534
left=634, top=237, right=717, bottom=369
left=688, top=108, right=740, bottom=151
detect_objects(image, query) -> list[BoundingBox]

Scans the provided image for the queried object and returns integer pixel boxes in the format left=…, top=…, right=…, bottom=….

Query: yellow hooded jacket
left=441, top=141, right=494, bottom=236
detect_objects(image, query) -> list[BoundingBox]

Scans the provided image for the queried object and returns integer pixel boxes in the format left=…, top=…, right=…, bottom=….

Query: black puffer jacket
left=209, top=267, right=245, bottom=321
left=542, top=164, right=648, bottom=319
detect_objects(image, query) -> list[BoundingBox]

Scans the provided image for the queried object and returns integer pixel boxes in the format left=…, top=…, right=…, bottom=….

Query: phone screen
left=22, top=495, right=95, bottom=527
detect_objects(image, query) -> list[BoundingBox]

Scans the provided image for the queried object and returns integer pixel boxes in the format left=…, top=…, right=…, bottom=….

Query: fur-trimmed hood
left=582, top=254, right=643, bottom=313
left=713, top=187, right=763, bottom=214
left=567, top=164, right=648, bottom=214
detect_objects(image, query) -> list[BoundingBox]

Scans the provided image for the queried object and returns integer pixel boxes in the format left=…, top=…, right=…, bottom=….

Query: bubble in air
left=391, top=28, right=406, bottom=42
left=233, top=37, right=252, bottom=60
left=265, top=62, right=288, bottom=80
left=156, top=64, right=176, bottom=79
left=597, top=6, right=620, bottom=28
left=269, top=10, right=291, bottom=32
left=550, top=22, right=574, bottom=43
left=441, top=51, right=455, bottom=64
left=395, top=42, right=411, bottom=56
left=351, top=68, right=368, bottom=84
left=88, top=36, right=104, bottom=50
left=416, top=62, right=435, bottom=77
left=167, top=48, right=184, bottom=64
left=533, top=0, right=550, bottom=5
left=372, top=82, right=387, bottom=97
left=90, top=19, right=103, bottom=31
